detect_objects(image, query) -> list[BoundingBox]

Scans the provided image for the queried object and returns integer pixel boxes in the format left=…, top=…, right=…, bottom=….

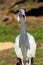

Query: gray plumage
left=19, top=9, right=30, bottom=59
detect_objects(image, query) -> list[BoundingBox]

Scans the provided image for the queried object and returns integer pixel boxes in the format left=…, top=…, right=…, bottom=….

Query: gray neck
left=19, top=15, right=30, bottom=59
left=20, top=16, right=26, bottom=34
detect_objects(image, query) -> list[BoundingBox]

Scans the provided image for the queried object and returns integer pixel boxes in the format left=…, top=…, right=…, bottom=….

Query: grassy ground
left=0, top=21, right=43, bottom=43
left=35, top=48, right=43, bottom=65
left=0, top=48, right=43, bottom=65
left=0, top=19, right=43, bottom=65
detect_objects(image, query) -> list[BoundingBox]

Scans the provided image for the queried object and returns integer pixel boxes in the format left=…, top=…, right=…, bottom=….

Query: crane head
left=17, top=9, right=26, bottom=22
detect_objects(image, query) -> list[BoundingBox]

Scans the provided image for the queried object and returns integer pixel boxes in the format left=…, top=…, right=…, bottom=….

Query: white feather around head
left=17, top=15, right=20, bottom=22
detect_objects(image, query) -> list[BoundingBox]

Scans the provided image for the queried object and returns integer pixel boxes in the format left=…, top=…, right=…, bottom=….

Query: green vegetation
left=0, top=61, right=6, bottom=65
left=27, top=26, right=43, bottom=43
left=0, top=25, right=19, bottom=42
left=34, top=48, right=43, bottom=65
left=0, top=24, right=43, bottom=43
left=0, top=22, right=43, bottom=65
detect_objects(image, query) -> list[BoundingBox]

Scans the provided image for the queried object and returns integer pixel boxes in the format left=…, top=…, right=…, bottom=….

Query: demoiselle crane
left=14, top=9, right=36, bottom=65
